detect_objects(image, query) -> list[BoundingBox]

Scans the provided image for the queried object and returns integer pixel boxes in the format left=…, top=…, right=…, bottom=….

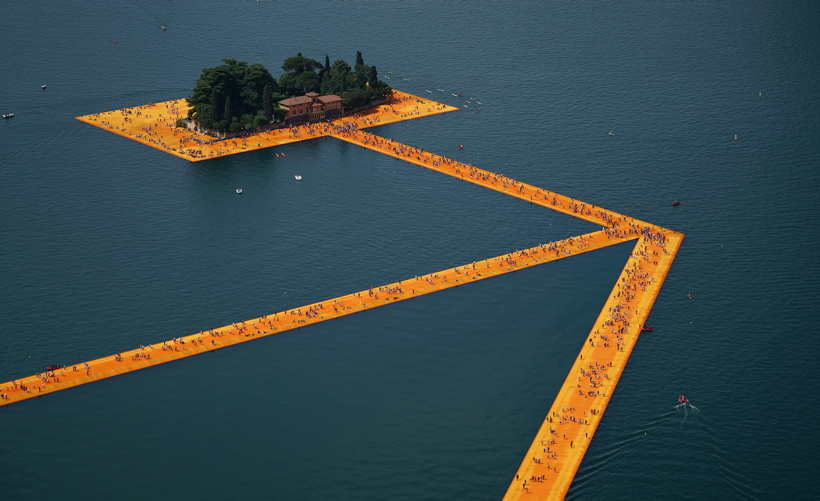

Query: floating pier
left=74, top=90, right=459, bottom=162
left=8, top=93, right=685, bottom=500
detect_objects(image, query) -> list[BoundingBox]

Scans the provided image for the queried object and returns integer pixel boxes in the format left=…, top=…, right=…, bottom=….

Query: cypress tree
left=355, top=51, right=364, bottom=67
left=321, top=55, right=331, bottom=81
left=368, top=65, right=378, bottom=89
left=223, top=96, right=233, bottom=130
left=263, top=84, right=273, bottom=119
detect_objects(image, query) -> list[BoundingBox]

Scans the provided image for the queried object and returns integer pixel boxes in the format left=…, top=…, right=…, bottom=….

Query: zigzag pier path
left=5, top=92, right=685, bottom=500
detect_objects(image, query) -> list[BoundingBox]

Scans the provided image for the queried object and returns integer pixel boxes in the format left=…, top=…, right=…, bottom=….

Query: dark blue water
left=1, top=1, right=818, bottom=499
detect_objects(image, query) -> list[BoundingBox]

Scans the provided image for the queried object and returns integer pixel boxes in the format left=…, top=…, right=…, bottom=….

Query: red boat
left=672, top=201, right=681, bottom=206
left=640, top=326, right=653, bottom=332
left=458, top=144, right=464, bottom=149
left=678, top=395, right=689, bottom=404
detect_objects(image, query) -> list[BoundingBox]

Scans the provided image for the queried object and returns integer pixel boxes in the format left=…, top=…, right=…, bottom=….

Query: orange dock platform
left=74, top=90, right=458, bottom=162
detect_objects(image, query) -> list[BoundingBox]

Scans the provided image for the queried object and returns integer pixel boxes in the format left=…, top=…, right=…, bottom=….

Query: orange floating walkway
left=20, top=99, right=683, bottom=501
left=0, top=229, right=630, bottom=406
left=501, top=232, right=683, bottom=501
left=74, top=90, right=458, bottom=162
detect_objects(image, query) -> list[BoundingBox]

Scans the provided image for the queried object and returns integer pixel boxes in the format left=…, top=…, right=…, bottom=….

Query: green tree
left=281, top=53, right=322, bottom=75
left=321, top=55, right=331, bottom=80
left=342, top=89, right=372, bottom=109
left=368, top=65, right=379, bottom=89
left=263, top=84, right=273, bottom=119
left=355, top=51, right=364, bottom=67
left=187, top=59, right=278, bottom=132
left=223, top=95, right=233, bottom=130
left=321, top=59, right=352, bottom=95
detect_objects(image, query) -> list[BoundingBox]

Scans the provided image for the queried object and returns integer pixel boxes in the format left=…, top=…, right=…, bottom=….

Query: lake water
left=1, top=1, right=818, bottom=499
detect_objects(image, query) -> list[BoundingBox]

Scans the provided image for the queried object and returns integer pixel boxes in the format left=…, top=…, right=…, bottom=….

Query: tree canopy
left=187, top=52, right=392, bottom=133
left=186, top=59, right=284, bottom=133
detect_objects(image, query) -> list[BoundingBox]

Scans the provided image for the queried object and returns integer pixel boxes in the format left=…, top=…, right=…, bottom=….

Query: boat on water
left=678, top=395, right=689, bottom=404
left=161, top=25, right=166, bottom=30
left=640, top=326, right=653, bottom=331
left=294, top=175, right=302, bottom=181
left=2, top=113, right=13, bottom=118
left=425, top=90, right=432, bottom=93
left=41, top=84, right=47, bottom=89
left=458, top=144, right=464, bottom=149
left=672, top=201, right=681, bottom=206
left=236, top=189, right=242, bottom=194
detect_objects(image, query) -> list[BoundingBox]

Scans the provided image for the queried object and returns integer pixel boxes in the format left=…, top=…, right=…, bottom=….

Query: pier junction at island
left=2, top=91, right=684, bottom=500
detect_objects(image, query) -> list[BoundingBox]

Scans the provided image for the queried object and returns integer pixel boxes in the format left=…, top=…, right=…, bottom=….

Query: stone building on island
left=278, top=92, right=344, bottom=126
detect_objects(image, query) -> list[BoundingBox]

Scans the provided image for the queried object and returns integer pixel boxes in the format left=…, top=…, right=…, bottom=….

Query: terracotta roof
left=305, top=92, right=319, bottom=97
left=278, top=96, right=313, bottom=106
left=317, top=95, right=342, bottom=103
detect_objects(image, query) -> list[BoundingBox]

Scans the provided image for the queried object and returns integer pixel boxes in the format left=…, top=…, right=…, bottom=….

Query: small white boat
left=41, top=84, right=47, bottom=89
left=161, top=25, right=166, bottom=30
left=236, top=189, right=243, bottom=194
left=294, top=175, right=302, bottom=181
left=2, top=113, right=13, bottom=119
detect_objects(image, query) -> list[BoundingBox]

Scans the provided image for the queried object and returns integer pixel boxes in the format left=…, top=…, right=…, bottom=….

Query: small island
left=75, top=55, right=458, bottom=162
left=183, top=52, right=393, bottom=137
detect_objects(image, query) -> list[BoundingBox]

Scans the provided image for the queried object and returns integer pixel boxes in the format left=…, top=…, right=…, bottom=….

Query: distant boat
left=672, top=201, right=681, bottom=206
left=236, top=189, right=243, bottom=194
left=161, top=25, right=166, bottom=30
left=437, top=88, right=444, bottom=92
left=608, top=131, right=615, bottom=136
left=41, top=84, right=47, bottom=89
left=425, top=89, right=432, bottom=93
left=294, top=175, right=302, bottom=181
left=2, top=113, right=13, bottom=118
left=403, top=78, right=410, bottom=81
left=640, top=326, right=653, bottom=332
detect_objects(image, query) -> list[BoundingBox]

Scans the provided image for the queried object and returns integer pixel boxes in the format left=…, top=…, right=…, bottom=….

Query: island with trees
left=183, top=52, right=392, bottom=137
